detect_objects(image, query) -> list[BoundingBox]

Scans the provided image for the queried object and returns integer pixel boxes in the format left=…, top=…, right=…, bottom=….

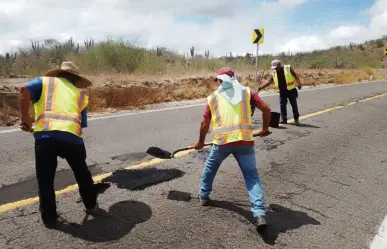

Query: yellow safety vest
left=272, top=65, right=296, bottom=92
left=207, top=87, right=253, bottom=145
left=33, top=76, right=88, bottom=137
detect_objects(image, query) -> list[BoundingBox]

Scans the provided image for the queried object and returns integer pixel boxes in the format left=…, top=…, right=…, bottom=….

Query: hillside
left=0, top=36, right=386, bottom=78
left=1, top=36, right=387, bottom=127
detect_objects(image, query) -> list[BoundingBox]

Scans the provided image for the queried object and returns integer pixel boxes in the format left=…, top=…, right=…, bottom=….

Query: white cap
left=271, top=59, right=280, bottom=69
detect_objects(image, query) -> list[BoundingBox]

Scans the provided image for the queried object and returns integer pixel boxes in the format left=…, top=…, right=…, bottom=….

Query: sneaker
left=255, top=216, right=268, bottom=233
left=198, top=195, right=211, bottom=206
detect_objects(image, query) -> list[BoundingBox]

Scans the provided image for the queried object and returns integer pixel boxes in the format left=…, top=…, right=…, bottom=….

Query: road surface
left=0, top=80, right=387, bottom=248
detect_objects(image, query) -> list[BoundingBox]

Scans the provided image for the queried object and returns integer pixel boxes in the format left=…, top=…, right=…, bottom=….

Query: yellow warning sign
left=252, top=29, right=264, bottom=44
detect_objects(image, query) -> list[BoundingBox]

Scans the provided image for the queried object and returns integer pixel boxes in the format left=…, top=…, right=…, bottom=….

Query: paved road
left=0, top=80, right=387, bottom=248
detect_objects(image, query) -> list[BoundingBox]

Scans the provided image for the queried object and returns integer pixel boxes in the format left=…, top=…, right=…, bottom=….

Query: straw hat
left=43, top=61, right=92, bottom=88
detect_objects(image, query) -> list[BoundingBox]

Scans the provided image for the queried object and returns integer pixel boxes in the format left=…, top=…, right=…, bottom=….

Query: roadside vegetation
left=1, top=36, right=387, bottom=127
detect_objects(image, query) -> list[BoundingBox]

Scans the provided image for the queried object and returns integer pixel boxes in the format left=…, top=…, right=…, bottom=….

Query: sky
left=0, top=0, right=386, bottom=57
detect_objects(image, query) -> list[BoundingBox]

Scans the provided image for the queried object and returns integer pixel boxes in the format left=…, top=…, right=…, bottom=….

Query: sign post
left=252, top=28, right=264, bottom=91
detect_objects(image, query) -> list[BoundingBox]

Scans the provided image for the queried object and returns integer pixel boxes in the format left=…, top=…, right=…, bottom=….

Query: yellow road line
left=1, top=92, right=387, bottom=214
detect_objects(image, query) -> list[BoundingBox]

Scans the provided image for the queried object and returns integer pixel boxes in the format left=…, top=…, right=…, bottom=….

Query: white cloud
left=278, top=0, right=387, bottom=53
left=0, top=0, right=385, bottom=57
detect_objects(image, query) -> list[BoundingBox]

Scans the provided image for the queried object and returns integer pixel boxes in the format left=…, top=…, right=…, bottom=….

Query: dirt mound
left=0, top=69, right=381, bottom=128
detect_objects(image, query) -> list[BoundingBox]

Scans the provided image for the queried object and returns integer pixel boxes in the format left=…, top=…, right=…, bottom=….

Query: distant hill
left=220, top=36, right=387, bottom=69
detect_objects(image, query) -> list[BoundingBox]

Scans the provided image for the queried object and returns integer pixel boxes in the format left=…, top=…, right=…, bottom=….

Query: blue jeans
left=279, top=89, right=300, bottom=122
left=199, top=145, right=266, bottom=217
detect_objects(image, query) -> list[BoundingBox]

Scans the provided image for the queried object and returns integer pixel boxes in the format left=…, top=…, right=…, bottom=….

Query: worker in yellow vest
left=18, top=61, right=101, bottom=228
left=194, top=67, right=271, bottom=234
left=259, top=59, right=302, bottom=126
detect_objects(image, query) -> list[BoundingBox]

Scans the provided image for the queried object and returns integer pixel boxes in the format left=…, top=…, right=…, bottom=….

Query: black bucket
left=270, top=112, right=280, bottom=128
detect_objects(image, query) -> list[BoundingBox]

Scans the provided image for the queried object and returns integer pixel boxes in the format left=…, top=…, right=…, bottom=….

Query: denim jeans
left=199, top=145, right=266, bottom=217
left=279, top=89, right=300, bottom=122
left=35, top=139, right=97, bottom=223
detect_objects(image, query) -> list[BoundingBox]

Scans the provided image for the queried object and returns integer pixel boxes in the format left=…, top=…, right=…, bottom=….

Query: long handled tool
left=146, top=132, right=269, bottom=159
left=146, top=142, right=213, bottom=159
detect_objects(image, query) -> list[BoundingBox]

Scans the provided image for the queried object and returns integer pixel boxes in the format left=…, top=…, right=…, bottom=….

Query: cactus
left=31, top=40, right=42, bottom=56
left=156, top=46, right=162, bottom=57
left=190, top=46, right=194, bottom=58
left=204, top=50, right=210, bottom=59
left=4, top=52, right=17, bottom=75
left=66, top=37, right=75, bottom=48
left=84, top=38, right=95, bottom=49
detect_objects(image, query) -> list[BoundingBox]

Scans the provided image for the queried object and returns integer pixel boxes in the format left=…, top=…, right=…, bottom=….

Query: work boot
left=294, top=119, right=300, bottom=126
left=198, top=195, right=211, bottom=206
left=255, top=216, right=268, bottom=233
left=280, top=120, right=287, bottom=124
left=42, top=213, right=64, bottom=229
left=85, top=203, right=100, bottom=214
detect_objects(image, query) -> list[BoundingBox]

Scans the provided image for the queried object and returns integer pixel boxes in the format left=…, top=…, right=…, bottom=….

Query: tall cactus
left=84, top=38, right=95, bottom=49
left=190, top=46, right=195, bottom=58
left=4, top=52, right=17, bottom=75
left=204, top=50, right=210, bottom=59
left=156, top=46, right=162, bottom=57
left=31, top=40, right=42, bottom=56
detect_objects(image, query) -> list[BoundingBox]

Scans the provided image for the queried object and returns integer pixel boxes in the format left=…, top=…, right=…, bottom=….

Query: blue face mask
left=220, top=81, right=233, bottom=89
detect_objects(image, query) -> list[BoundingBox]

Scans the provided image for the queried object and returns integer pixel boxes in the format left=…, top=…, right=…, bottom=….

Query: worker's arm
left=19, top=77, right=42, bottom=132
left=195, top=105, right=211, bottom=149
left=81, top=107, right=88, bottom=128
left=290, top=67, right=302, bottom=89
left=19, top=86, right=32, bottom=131
left=258, top=76, right=273, bottom=91
left=251, top=91, right=271, bottom=136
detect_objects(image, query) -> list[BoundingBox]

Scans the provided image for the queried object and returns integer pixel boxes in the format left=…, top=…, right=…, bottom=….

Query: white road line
left=370, top=215, right=387, bottom=249
left=0, top=80, right=385, bottom=134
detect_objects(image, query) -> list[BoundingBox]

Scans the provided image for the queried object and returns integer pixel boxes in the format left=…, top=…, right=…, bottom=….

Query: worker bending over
left=19, top=61, right=100, bottom=228
left=259, top=59, right=302, bottom=125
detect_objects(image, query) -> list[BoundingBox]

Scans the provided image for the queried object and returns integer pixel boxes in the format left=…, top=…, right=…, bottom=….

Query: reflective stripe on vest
left=207, top=87, right=253, bottom=145
left=33, top=77, right=87, bottom=137
left=273, top=65, right=296, bottom=92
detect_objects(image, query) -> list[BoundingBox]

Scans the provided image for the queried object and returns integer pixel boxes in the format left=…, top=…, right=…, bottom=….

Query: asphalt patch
left=166, top=190, right=321, bottom=245
left=259, top=138, right=286, bottom=150
left=167, top=190, right=193, bottom=202
left=0, top=164, right=102, bottom=205
left=103, top=167, right=185, bottom=191
left=54, top=200, right=152, bottom=242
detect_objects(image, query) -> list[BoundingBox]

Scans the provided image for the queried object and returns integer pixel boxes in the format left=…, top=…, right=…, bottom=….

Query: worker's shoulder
left=24, top=76, right=43, bottom=87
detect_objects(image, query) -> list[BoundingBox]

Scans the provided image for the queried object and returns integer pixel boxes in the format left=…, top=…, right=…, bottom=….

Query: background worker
left=258, top=59, right=302, bottom=125
left=194, top=67, right=271, bottom=233
left=19, top=61, right=99, bottom=228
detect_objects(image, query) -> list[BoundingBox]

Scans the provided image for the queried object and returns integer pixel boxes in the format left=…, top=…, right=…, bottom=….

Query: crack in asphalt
left=289, top=201, right=329, bottom=218
left=267, top=173, right=378, bottom=217
left=330, top=179, right=351, bottom=187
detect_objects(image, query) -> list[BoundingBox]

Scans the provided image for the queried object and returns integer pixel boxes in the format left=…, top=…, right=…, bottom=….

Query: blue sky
left=0, top=0, right=385, bottom=56
left=288, top=0, right=374, bottom=31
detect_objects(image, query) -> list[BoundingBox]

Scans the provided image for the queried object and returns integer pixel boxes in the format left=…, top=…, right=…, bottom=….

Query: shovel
left=146, top=142, right=213, bottom=159
left=146, top=132, right=269, bottom=159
